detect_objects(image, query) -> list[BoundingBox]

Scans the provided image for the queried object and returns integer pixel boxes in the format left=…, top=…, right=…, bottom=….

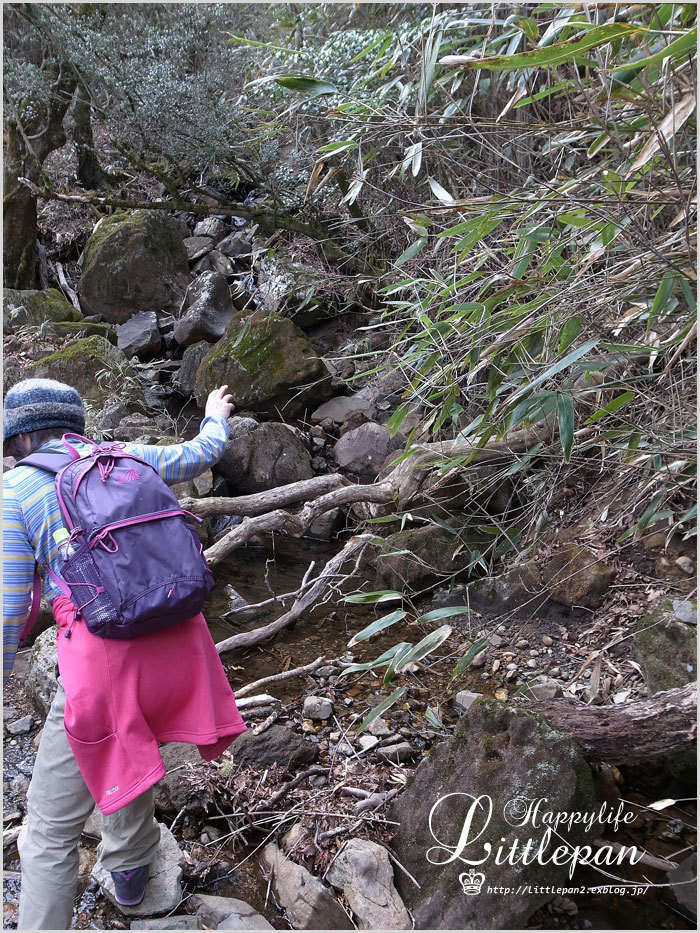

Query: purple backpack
left=20, top=433, right=215, bottom=639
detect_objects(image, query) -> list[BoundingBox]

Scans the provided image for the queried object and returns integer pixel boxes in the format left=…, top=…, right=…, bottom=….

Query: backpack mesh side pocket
left=61, top=542, right=119, bottom=632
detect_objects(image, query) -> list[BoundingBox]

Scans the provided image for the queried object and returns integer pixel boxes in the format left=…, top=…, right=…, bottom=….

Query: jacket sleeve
left=124, top=415, right=230, bottom=485
left=2, top=483, right=35, bottom=683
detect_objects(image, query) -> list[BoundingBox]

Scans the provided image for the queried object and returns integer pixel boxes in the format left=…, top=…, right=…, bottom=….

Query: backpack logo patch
left=118, top=469, right=141, bottom=484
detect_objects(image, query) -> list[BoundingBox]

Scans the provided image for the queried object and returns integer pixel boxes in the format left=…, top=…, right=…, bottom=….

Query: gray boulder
left=217, top=231, right=252, bottom=259
left=216, top=422, right=313, bottom=494
left=116, top=312, right=162, bottom=361
left=333, top=422, right=405, bottom=479
left=183, top=236, right=214, bottom=261
left=92, top=823, right=184, bottom=917
left=663, top=853, right=697, bottom=921
left=193, top=217, right=228, bottom=241
left=326, top=838, right=411, bottom=930
left=311, top=394, right=376, bottom=424
left=79, top=211, right=190, bottom=323
left=174, top=272, right=236, bottom=348
left=27, top=627, right=58, bottom=714
left=175, top=341, right=211, bottom=398
left=153, top=743, right=211, bottom=814
left=388, top=697, right=599, bottom=930
left=190, top=894, right=273, bottom=930
left=228, top=725, right=318, bottom=772
left=131, top=918, right=202, bottom=930
left=262, top=842, right=353, bottom=930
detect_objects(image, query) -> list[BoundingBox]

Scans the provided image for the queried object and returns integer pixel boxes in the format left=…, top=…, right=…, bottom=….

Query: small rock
left=359, top=735, right=379, bottom=751
left=454, top=690, right=480, bottom=714
left=552, top=895, right=578, bottom=916
left=526, top=659, right=539, bottom=669
left=325, top=838, right=411, bottom=930
left=281, top=822, right=308, bottom=854
left=193, top=217, right=228, bottom=241
left=470, top=650, right=487, bottom=669
left=301, top=719, right=317, bottom=734
left=542, top=635, right=553, bottom=646
left=314, top=665, right=338, bottom=679
left=367, top=718, right=392, bottom=737
left=516, top=639, right=529, bottom=648
left=303, top=696, right=334, bottom=720
left=489, top=634, right=504, bottom=647
left=7, top=715, right=33, bottom=735
left=525, top=679, right=563, bottom=701
left=675, top=556, right=695, bottom=575
left=491, top=659, right=500, bottom=674
left=3, top=707, right=18, bottom=722
left=375, top=742, right=415, bottom=763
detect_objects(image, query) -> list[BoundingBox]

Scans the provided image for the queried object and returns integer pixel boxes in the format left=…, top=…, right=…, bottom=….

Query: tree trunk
left=72, top=84, right=108, bottom=190
left=3, top=119, right=39, bottom=289
left=3, top=64, right=77, bottom=288
left=534, top=681, right=697, bottom=765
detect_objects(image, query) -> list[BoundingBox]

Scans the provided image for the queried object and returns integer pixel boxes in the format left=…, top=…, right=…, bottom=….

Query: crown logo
left=459, top=869, right=485, bottom=895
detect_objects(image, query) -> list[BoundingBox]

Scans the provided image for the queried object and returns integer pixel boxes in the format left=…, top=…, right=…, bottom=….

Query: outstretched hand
left=205, top=385, right=234, bottom=420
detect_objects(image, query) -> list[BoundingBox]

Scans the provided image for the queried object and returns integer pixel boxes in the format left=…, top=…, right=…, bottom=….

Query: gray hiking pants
left=17, top=678, right=161, bottom=930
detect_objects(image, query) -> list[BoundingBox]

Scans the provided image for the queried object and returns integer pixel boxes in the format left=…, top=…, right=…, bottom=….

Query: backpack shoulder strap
left=17, top=451, right=73, bottom=473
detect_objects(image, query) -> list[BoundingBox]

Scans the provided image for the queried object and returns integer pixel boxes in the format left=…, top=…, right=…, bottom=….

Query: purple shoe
left=110, top=864, right=149, bottom=905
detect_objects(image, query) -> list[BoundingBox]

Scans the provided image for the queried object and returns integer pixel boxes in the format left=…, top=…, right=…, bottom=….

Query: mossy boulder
left=78, top=210, right=190, bottom=323
left=388, top=698, right=599, bottom=929
left=4, top=288, right=82, bottom=334
left=374, top=524, right=479, bottom=591
left=49, top=321, right=118, bottom=344
left=25, top=336, right=144, bottom=408
left=541, top=543, right=615, bottom=609
left=195, top=309, right=331, bottom=416
left=634, top=598, right=697, bottom=694
left=257, top=253, right=369, bottom=330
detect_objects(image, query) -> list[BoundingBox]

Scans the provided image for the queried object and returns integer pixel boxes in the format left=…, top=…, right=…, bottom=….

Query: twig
left=236, top=656, right=327, bottom=697
left=252, top=767, right=331, bottom=813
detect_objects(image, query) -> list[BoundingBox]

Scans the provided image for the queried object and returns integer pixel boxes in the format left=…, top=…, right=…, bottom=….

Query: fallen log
left=533, top=681, right=697, bottom=766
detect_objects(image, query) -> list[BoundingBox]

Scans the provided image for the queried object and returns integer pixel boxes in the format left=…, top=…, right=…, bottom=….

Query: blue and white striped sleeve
left=126, top=415, right=231, bottom=485
left=3, top=482, right=35, bottom=682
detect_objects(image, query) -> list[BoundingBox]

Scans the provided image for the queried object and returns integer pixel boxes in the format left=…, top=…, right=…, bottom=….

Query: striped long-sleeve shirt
left=3, top=415, right=230, bottom=682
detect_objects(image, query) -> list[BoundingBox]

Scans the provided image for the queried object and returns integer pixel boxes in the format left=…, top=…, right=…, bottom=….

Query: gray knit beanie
left=3, top=379, right=86, bottom=441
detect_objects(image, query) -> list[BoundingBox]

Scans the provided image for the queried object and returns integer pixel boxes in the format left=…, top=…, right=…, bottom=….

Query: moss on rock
left=634, top=598, right=697, bottom=694
left=195, top=309, right=331, bottom=415
left=78, top=210, right=189, bottom=323
left=25, top=336, right=143, bottom=407
left=4, top=288, right=82, bottom=334
left=50, top=321, right=118, bottom=344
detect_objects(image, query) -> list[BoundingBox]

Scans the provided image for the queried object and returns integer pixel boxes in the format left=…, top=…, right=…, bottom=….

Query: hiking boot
left=110, top=864, right=149, bottom=905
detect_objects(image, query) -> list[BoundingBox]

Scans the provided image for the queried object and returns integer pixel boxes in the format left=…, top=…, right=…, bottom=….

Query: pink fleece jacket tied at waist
left=53, top=594, right=247, bottom=815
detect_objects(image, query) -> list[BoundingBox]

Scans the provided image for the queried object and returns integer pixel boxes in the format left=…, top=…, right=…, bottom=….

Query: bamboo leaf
left=355, top=686, right=407, bottom=736
left=610, top=26, right=696, bottom=73
left=449, top=637, right=489, bottom=683
left=348, top=610, right=407, bottom=647
left=557, top=393, right=575, bottom=462
left=439, top=24, right=645, bottom=71
left=395, top=237, right=428, bottom=268
left=428, top=177, right=456, bottom=204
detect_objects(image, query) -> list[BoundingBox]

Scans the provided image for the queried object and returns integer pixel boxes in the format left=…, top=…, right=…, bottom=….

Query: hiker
left=3, top=378, right=248, bottom=930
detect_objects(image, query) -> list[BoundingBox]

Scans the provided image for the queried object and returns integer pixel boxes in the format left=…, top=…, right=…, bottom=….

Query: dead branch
left=236, top=655, right=327, bottom=698
left=182, top=474, right=348, bottom=518
left=204, top=510, right=304, bottom=565
left=534, top=681, right=697, bottom=765
left=216, top=535, right=374, bottom=655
